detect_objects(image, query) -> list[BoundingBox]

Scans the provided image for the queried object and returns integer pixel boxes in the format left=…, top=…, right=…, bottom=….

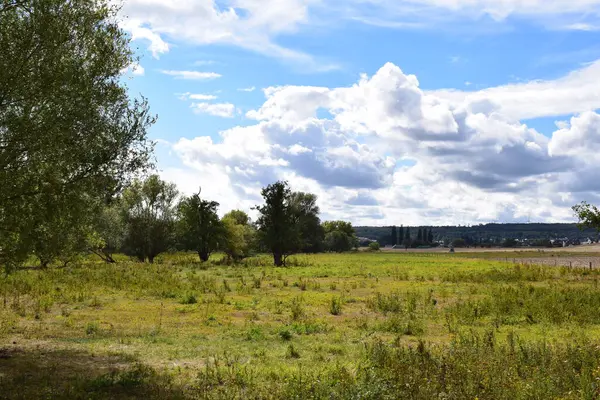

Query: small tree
left=221, top=210, right=256, bottom=261
left=391, top=226, right=398, bottom=246
left=428, top=229, right=434, bottom=244
left=368, top=242, right=381, bottom=251
left=121, top=175, right=178, bottom=263
left=398, top=225, right=404, bottom=245
left=177, top=192, right=224, bottom=262
left=417, top=228, right=423, bottom=242
left=89, top=203, right=125, bottom=263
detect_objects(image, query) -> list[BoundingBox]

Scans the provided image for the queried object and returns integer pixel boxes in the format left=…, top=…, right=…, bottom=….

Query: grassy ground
left=3, top=252, right=600, bottom=398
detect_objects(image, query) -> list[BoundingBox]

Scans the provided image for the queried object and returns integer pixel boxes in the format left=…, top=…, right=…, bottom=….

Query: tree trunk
left=198, top=251, right=209, bottom=262
left=273, top=251, right=283, bottom=267
left=148, top=255, right=154, bottom=264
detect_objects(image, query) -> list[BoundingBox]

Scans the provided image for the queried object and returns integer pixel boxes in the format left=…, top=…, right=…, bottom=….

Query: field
left=3, top=252, right=600, bottom=399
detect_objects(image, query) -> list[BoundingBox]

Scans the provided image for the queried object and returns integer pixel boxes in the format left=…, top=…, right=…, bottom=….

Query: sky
left=118, top=0, right=600, bottom=226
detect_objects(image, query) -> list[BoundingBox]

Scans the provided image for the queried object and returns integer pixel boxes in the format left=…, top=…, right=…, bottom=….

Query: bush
left=330, top=296, right=343, bottom=315
left=368, top=242, right=381, bottom=251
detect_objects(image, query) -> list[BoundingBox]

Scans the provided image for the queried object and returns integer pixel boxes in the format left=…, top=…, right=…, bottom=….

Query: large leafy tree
left=177, top=192, right=224, bottom=262
left=323, top=221, right=358, bottom=253
left=121, top=175, right=178, bottom=263
left=289, top=192, right=324, bottom=253
left=255, top=181, right=297, bottom=266
left=0, top=0, right=154, bottom=270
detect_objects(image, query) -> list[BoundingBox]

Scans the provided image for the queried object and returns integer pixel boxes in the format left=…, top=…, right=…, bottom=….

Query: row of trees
left=46, top=177, right=360, bottom=268
left=390, top=226, right=435, bottom=248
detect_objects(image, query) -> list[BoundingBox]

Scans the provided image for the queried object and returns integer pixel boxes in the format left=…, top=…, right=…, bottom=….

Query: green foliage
left=255, top=182, right=323, bottom=266
left=323, top=220, right=358, bottom=252
left=329, top=296, right=343, bottom=315
left=452, top=238, right=467, bottom=248
left=573, top=201, right=600, bottom=231
left=177, top=192, right=223, bottom=262
left=368, top=242, right=381, bottom=251
left=121, top=175, right=179, bottom=263
left=89, top=204, right=125, bottom=263
left=0, top=0, right=154, bottom=271
left=221, top=217, right=252, bottom=262
left=289, top=192, right=324, bottom=253
left=254, top=181, right=295, bottom=266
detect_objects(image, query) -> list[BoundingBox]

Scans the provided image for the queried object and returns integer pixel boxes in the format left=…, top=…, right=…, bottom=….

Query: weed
left=330, top=296, right=343, bottom=315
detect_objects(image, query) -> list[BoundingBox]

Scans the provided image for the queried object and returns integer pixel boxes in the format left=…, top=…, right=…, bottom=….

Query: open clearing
left=3, top=252, right=600, bottom=399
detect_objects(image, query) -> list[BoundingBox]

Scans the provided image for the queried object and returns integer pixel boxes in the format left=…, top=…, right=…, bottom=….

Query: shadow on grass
left=0, top=347, right=188, bottom=399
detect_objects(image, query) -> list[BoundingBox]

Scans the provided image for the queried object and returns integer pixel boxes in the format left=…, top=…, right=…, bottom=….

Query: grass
left=3, top=251, right=600, bottom=398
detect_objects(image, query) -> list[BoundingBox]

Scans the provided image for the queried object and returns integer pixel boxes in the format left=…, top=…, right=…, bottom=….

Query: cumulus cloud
left=160, top=70, right=221, bottom=80
left=191, top=102, right=236, bottom=118
left=164, top=61, right=600, bottom=225
left=432, top=60, right=600, bottom=121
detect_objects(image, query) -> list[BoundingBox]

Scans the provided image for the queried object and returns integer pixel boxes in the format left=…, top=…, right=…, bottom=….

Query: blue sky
left=119, top=0, right=600, bottom=226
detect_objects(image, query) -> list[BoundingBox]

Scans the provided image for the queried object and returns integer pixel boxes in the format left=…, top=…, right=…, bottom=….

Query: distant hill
left=355, top=223, right=599, bottom=246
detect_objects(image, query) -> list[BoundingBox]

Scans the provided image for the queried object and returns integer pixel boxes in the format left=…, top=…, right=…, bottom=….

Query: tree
left=368, top=242, right=381, bottom=251
left=0, top=0, right=155, bottom=270
left=573, top=202, right=600, bottom=231
left=223, top=210, right=250, bottom=226
left=255, top=181, right=296, bottom=266
left=391, top=226, right=397, bottom=246
left=121, top=175, right=178, bottom=263
left=89, top=203, right=125, bottom=263
left=177, top=192, right=224, bottom=262
left=404, top=227, right=411, bottom=249
left=221, top=209, right=258, bottom=261
left=452, top=238, right=467, bottom=248
left=417, top=228, right=423, bottom=242
left=289, top=192, right=324, bottom=253
left=323, top=221, right=358, bottom=252
left=428, top=229, right=434, bottom=244
left=221, top=210, right=256, bottom=262
left=398, top=225, right=404, bottom=245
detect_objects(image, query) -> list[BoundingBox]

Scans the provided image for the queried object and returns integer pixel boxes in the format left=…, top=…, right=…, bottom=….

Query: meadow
left=3, top=252, right=600, bottom=399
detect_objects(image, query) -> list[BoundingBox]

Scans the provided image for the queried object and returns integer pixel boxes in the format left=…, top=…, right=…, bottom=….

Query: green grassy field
left=3, top=252, right=600, bottom=399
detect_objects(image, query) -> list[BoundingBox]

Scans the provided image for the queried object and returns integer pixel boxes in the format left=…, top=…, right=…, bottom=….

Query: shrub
left=368, top=242, right=381, bottom=251
left=330, top=296, right=343, bottom=315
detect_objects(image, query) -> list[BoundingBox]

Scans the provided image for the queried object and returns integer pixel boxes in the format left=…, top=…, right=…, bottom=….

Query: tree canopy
left=0, top=0, right=155, bottom=269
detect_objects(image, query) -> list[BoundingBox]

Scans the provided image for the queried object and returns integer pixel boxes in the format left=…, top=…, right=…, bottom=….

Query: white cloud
left=352, top=0, right=600, bottom=30
left=178, top=92, right=218, bottom=101
left=162, top=60, right=600, bottom=225
left=119, top=0, right=600, bottom=68
left=120, top=63, right=145, bottom=76
left=432, top=59, right=600, bottom=121
left=120, top=20, right=170, bottom=58
left=238, top=86, right=256, bottom=92
left=194, top=60, right=216, bottom=66
left=160, top=70, right=222, bottom=80
left=191, top=102, right=236, bottom=118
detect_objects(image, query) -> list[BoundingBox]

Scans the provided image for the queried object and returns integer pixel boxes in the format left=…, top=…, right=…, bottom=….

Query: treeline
left=28, top=176, right=362, bottom=268
left=358, top=223, right=599, bottom=247
left=386, top=226, right=436, bottom=248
